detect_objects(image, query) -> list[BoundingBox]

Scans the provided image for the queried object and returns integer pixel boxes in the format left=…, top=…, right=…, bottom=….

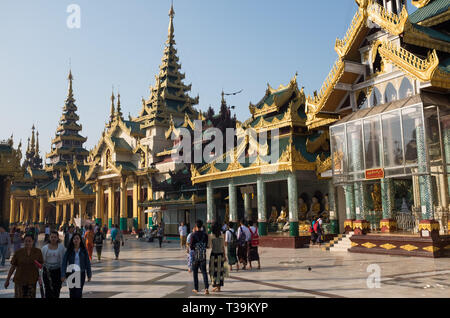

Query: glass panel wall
left=364, top=117, right=382, bottom=169
left=330, top=103, right=446, bottom=184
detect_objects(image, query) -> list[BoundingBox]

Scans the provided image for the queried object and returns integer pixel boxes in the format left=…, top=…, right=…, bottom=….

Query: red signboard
left=365, top=168, right=384, bottom=180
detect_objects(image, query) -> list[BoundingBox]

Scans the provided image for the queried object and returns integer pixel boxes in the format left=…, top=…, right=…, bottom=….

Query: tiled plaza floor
left=0, top=235, right=449, bottom=298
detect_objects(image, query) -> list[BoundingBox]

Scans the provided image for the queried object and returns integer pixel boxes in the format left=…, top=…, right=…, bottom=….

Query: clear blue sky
left=0, top=0, right=416, bottom=159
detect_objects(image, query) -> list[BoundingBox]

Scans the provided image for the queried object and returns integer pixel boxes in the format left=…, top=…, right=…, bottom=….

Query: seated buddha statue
left=298, top=198, right=308, bottom=221
left=268, top=206, right=278, bottom=223
left=306, top=196, right=320, bottom=221
left=277, top=206, right=288, bottom=223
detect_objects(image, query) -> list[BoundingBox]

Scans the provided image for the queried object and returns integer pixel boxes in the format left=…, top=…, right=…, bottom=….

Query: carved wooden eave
left=403, top=23, right=450, bottom=54
left=306, top=130, right=330, bottom=153
left=315, top=155, right=332, bottom=176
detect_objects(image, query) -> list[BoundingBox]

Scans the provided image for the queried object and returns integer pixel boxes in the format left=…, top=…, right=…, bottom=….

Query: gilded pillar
left=287, top=172, right=299, bottom=237
left=108, top=183, right=114, bottom=229
left=55, top=204, right=61, bottom=226
left=39, top=197, right=45, bottom=225
left=147, top=180, right=153, bottom=228
left=120, top=178, right=128, bottom=231
left=32, top=198, right=38, bottom=224
left=132, top=179, right=139, bottom=230
left=9, top=196, right=15, bottom=225
left=95, top=183, right=103, bottom=226
left=79, top=200, right=87, bottom=222
left=257, top=176, right=267, bottom=236
left=62, top=203, right=67, bottom=224
left=70, top=201, right=75, bottom=222
left=19, top=201, right=24, bottom=223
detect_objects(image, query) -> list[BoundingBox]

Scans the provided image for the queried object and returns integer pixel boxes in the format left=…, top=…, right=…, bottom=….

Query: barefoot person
left=4, top=234, right=43, bottom=298
left=247, top=220, right=261, bottom=270
left=93, top=227, right=105, bottom=262
left=209, top=223, right=226, bottom=292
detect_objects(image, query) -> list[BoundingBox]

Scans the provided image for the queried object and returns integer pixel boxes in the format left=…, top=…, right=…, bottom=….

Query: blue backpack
left=237, top=227, right=246, bottom=246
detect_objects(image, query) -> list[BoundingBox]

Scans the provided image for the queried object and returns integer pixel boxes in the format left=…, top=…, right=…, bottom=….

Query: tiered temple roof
left=134, top=5, right=199, bottom=128
left=22, top=125, right=43, bottom=170
left=46, top=70, right=89, bottom=169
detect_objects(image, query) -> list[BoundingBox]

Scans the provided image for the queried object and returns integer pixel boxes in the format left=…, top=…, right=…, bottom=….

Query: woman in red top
left=84, top=225, right=94, bottom=261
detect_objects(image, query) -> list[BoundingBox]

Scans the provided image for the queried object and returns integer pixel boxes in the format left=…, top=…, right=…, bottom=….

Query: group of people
left=1, top=222, right=125, bottom=298
left=181, top=219, right=261, bottom=295
left=3, top=230, right=92, bottom=298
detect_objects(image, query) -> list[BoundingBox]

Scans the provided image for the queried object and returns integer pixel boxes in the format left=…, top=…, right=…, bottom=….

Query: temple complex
left=2, top=1, right=449, bottom=257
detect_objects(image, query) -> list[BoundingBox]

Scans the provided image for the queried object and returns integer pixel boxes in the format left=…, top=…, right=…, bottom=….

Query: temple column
left=132, top=179, right=139, bottom=231
left=207, top=182, right=214, bottom=233
left=244, top=193, right=251, bottom=221
left=108, top=183, right=114, bottom=229
left=228, top=182, right=237, bottom=223
left=344, top=184, right=355, bottom=233
left=328, top=180, right=338, bottom=234
left=287, top=172, right=299, bottom=237
left=137, top=179, right=144, bottom=229
left=19, top=201, right=24, bottom=224
left=416, top=120, right=438, bottom=237
left=39, top=197, right=45, bottom=225
left=120, top=178, right=128, bottom=231
left=79, top=200, right=86, bottom=222
left=55, top=204, right=61, bottom=226
left=32, top=199, right=38, bottom=224
left=70, top=201, right=75, bottom=222
left=257, top=176, right=267, bottom=236
left=146, top=181, right=153, bottom=228
left=62, top=203, right=68, bottom=225
left=95, top=183, right=103, bottom=226
left=442, top=121, right=450, bottom=203
left=380, top=178, right=396, bottom=232
left=9, top=196, right=16, bottom=225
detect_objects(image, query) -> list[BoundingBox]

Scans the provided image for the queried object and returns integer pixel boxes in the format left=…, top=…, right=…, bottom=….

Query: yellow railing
left=335, top=9, right=364, bottom=57
left=378, top=41, right=439, bottom=81
left=306, top=58, right=344, bottom=108
left=367, top=0, right=409, bottom=35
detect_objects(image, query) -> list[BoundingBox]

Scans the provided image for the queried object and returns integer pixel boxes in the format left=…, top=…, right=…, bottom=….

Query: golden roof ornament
left=110, top=90, right=115, bottom=123
left=35, top=131, right=39, bottom=157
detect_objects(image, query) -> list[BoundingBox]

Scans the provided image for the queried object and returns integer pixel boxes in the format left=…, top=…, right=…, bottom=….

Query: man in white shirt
left=179, top=222, right=187, bottom=249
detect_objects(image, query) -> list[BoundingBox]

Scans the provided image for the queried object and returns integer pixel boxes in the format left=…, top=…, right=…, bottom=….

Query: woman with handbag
left=61, top=233, right=92, bottom=298
left=41, top=231, right=65, bottom=298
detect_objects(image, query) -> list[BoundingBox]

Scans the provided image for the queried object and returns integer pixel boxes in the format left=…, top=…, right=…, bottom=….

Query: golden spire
left=35, top=130, right=39, bottom=157
left=168, top=3, right=175, bottom=44
left=67, top=69, right=74, bottom=101
left=116, top=92, right=123, bottom=119
left=27, top=137, right=30, bottom=153
left=30, top=125, right=36, bottom=153
left=110, top=90, right=116, bottom=123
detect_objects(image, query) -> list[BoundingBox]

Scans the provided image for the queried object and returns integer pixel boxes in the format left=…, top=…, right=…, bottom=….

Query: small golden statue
left=277, top=206, right=288, bottom=223
left=298, top=198, right=307, bottom=220
left=269, top=206, right=278, bottom=223
left=306, top=196, right=320, bottom=220
left=372, top=183, right=382, bottom=212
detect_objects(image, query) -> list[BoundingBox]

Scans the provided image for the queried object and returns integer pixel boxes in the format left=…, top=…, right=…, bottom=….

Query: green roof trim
left=110, top=137, right=132, bottom=151
left=439, top=57, right=450, bottom=73
left=409, top=0, right=450, bottom=24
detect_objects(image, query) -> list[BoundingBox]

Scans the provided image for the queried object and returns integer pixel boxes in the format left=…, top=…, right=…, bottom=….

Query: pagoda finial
left=168, top=3, right=175, bottom=45
left=30, top=125, right=36, bottom=153
left=110, top=89, right=116, bottom=123
left=27, top=137, right=30, bottom=153
left=35, top=131, right=40, bottom=157
left=116, top=92, right=123, bottom=119
left=221, top=90, right=226, bottom=104
left=67, top=69, right=74, bottom=101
